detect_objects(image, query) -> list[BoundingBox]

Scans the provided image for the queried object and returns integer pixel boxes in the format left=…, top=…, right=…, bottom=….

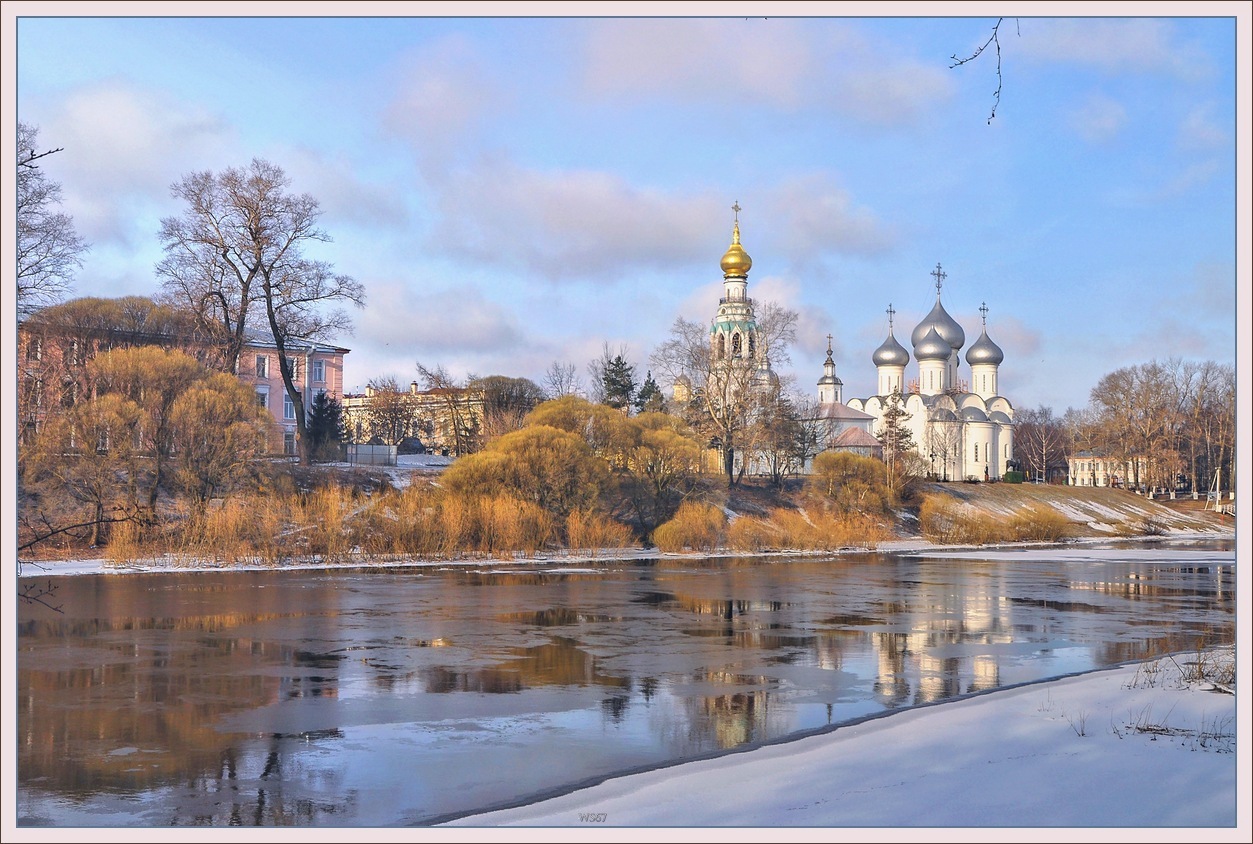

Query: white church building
left=844, top=264, right=1015, bottom=481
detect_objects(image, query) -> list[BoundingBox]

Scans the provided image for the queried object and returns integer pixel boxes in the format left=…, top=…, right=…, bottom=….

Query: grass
left=919, top=496, right=1072, bottom=545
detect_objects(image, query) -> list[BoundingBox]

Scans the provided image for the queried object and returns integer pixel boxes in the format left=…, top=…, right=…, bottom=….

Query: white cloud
left=1176, top=102, right=1228, bottom=150
left=426, top=159, right=719, bottom=281
left=578, top=18, right=952, bottom=127
left=1017, top=19, right=1212, bottom=80
left=382, top=35, right=504, bottom=172
left=580, top=18, right=816, bottom=110
left=359, top=281, right=523, bottom=353
left=275, top=145, right=409, bottom=231
left=763, top=174, right=896, bottom=260
left=1067, top=92, right=1128, bottom=144
left=37, top=80, right=236, bottom=244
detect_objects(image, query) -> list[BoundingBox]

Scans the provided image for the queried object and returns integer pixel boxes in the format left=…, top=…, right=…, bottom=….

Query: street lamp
left=930, top=451, right=936, bottom=480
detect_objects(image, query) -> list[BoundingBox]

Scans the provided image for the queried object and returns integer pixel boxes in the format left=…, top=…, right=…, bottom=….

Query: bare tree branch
left=19, top=580, right=63, bottom=613
left=951, top=18, right=1019, bottom=124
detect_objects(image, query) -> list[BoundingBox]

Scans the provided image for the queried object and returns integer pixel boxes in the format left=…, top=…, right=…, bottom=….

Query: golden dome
left=720, top=221, right=752, bottom=277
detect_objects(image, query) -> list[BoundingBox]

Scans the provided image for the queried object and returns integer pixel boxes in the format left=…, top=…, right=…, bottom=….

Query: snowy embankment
left=444, top=648, right=1241, bottom=831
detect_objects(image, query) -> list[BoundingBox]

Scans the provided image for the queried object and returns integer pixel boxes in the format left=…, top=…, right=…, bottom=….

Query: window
left=312, top=359, right=325, bottom=383
left=26, top=338, right=42, bottom=361
left=283, top=432, right=297, bottom=455
left=255, top=355, right=268, bottom=378
left=974, top=443, right=979, bottom=462
left=732, top=333, right=742, bottom=356
left=256, top=390, right=269, bottom=411
left=283, top=392, right=297, bottom=420
left=285, top=357, right=299, bottom=380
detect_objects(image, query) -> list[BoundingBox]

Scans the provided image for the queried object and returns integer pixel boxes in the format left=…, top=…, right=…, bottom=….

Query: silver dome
left=872, top=331, right=910, bottom=367
left=913, top=326, right=950, bottom=361
left=966, top=328, right=1004, bottom=366
left=911, top=298, right=966, bottom=351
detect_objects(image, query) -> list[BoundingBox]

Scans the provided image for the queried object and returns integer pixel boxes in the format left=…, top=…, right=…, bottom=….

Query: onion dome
left=966, top=328, right=1004, bottom=366
left=910, top=297, right=966, bottom=351
left=720, top=220, right=753, bottom=278
left=914, top=326, right=950, bottom=361
left=873, top=331, right=910, bottom=367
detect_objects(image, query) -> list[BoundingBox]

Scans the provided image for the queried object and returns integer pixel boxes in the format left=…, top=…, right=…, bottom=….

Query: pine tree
left=600, top=353, right=637, bottom=412
left=306, top=391, right=345, bottom=462
left=875, top=390, right=916, bottom=462
left=635, top=370, right=664, bottom=414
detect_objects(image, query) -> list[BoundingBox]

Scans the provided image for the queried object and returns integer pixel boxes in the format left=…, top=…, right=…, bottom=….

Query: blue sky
left=7, top=4, right=1248, bottom=413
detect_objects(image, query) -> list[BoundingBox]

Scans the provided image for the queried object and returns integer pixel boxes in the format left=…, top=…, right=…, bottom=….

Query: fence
left=346, top=443, right=398, bottom=467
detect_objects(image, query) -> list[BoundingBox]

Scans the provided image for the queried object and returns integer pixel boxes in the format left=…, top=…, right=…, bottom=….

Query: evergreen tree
left=875, top=389, right=916, bottom=461
left=635, top=370, right=664, bottom=414
left=307, top=390, right=345, bottom=461
left=590, top=344, right=637, bottom=412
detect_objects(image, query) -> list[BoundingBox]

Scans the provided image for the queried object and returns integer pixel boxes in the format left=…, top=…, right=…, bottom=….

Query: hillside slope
left=911, top=481, right=1232, bottom=539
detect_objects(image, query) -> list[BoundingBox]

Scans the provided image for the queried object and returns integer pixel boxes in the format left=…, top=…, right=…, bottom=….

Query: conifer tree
left=306, top=391, right=346, bottom=461
left=635, top=371, right=664, bottom=414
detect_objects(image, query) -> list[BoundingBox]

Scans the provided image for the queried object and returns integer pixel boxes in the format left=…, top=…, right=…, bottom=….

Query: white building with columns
left=845, top=264, right=1015, bottom=481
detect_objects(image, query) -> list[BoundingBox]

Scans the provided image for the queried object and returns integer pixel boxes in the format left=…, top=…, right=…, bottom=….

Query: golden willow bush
left=652, top=501, right=727, bottom=552
left=726, top=508, right=891, bottom=552
left=919, top=496, right=1072, bottom=544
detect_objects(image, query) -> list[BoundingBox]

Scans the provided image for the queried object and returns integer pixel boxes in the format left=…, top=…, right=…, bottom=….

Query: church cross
left=886, top=303, right=895, bottom=330
left=732, top=201, right=741, bottom=222
left=980, top=301, right=989, bottom=326
left=931, top=263, right=947, bottom=295
left=826, top=333, right=833, bottom=353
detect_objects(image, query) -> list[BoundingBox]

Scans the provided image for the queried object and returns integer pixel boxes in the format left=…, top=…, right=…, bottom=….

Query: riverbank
left=442, top=646, right=1245, bottom=837
left=14, top=527, right=1235, bottom=580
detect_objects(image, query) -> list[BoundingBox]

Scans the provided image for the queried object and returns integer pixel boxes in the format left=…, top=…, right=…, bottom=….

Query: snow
left=440, top=651, right=1245, bottom=837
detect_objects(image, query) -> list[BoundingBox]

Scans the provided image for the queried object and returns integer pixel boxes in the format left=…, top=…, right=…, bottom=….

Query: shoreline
left=15, top=528, right=1235, bottom=580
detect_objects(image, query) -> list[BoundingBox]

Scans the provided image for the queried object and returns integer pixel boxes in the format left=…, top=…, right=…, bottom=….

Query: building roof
left=831, top=427, right=883, bottom=448
left=812, top=402, right=875, bottom=422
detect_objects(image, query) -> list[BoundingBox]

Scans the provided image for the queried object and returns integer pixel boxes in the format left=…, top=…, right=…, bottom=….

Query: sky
left=5, top=3, right=1249, bottom=414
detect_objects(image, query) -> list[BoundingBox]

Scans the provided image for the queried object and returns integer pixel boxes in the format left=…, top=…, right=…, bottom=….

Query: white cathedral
left=843, top=264, right=1015, bottom=482
left=691, top=209, right=1015, bottom=481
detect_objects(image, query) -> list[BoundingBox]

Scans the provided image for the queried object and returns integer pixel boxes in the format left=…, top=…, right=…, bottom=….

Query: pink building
left=238, top=335, right=350, bottom=455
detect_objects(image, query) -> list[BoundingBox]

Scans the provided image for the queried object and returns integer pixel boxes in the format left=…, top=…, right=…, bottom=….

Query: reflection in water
left=16, top=545, right=1235, bottom=826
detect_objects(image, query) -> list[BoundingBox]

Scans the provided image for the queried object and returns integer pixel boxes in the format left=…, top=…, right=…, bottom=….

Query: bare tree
left=1014, top=405, right=1067, bottom=484
left=364, top=376, right=418, bottom=446
left=414, top=363, right=482, bottom=455
left=543, top=360, right=581, bottom=399
left=650, top=300, right=797, bottom=487
left=16, top=122, right=88, bottom=317
left=157, top=159, right=364, bottom=462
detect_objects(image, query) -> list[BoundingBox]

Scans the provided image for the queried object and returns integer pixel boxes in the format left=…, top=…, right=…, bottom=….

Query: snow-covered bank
left=443, top=650, right=1245, bottom=836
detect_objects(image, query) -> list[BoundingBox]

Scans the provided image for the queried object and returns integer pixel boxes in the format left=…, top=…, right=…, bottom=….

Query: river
left=15, top=538, right=1235, bottom=827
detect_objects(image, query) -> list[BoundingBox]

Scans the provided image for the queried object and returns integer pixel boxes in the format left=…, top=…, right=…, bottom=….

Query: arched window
left=974, top=443, right=979, bottom=461
left=748, top=332, right=756, bottom=357
left=732, top=333, right=742, bottom=356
